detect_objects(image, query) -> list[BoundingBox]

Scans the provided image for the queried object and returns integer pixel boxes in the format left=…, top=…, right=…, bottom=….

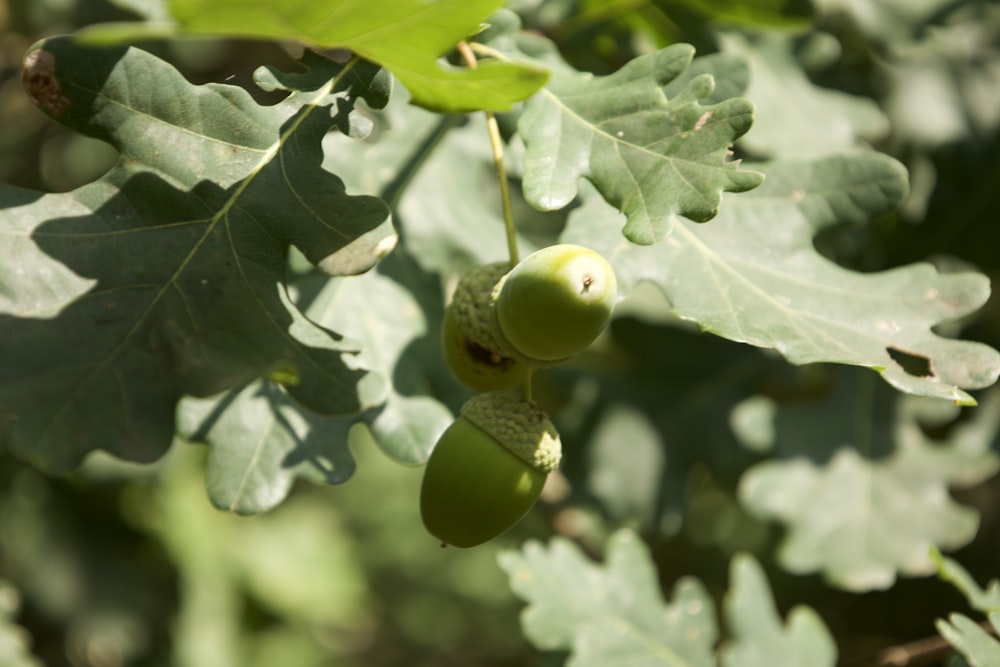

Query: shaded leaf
left=721, top=554, right=837, bottom=667
left=669, top=0, right=814, bottom=27
left=499, top=530, right=717, bottom=666
left=82, top=0, right=550, bottom=112
left=177, top=250, right=455, bottom=514
left=303, top=253, right=455, bottom=464
left=935, top=555, right=1000, bottom=667
left=586, top=403, right=666, bottom=528
left=177, top=380, right=357, bottom=514
left=936, top=613, right=1000, bottom=667
left=0, top=39, right=392, bottom=472
left=516, top=43, right=763, bottom=244
left=564, top=155, right=1000, bottom=404
left=935, top=553, right=1000, bottom=614
left=735, top=370, right=1000, bottom=591
left=721, top=32, right=889, bottom=158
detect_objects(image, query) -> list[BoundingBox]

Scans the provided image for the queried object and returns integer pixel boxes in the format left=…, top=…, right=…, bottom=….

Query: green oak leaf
left=720, top=554, right=837, bottom=667
left=564, top=155, right=1000, bottom=404
left=84, top=0, right=550, bottom=113
left=936, top=613, right=1000, bottom=667
left=321, top=85, right=551, bottom=277
left=516, top=43, right=763, bottom=245
left=177, top=380, right=358, bottom=515
left=0, top=38, right=393, bottom=473
left=935, top=553, right=1000, bottom=614
left=735, top=369, right=1000, bottom=591
left=935, top=555, right=1000, bottom=667
left=176, top=249, right=456, bottom=514
left=721, top=32, right=889, bottom=158
left=501, top=531, right=838, bottom=666
left=499, top=530, right=718, bottom=666
left=299, top=252, right=455, bottom=464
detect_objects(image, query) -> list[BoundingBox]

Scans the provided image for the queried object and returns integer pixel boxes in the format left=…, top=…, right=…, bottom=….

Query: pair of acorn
left=421, top=244, right=618, bottom=547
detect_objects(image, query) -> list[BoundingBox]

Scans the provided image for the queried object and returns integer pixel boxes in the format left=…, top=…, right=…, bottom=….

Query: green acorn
left=442, top=263, right=528, bottom=392
left=420, top=392, right=561, bottom=548
left=492, top=244, right=617, bottom=364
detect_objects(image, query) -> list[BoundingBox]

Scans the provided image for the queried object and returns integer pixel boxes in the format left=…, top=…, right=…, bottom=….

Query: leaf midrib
left=35, top=60, right=361, bottom=451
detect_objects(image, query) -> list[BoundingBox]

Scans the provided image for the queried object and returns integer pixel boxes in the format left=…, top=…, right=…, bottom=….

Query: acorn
left=442, top=262, right=528, bottom=392
left=420, top=392, right=561, bottom=548
left=492, top=244, right=617, bottom=364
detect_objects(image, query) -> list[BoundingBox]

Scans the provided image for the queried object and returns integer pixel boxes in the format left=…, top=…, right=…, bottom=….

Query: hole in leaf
left=887, top=346, right=934, bottom=378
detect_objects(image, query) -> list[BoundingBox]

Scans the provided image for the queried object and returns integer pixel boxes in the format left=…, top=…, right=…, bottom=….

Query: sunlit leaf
left=564, top=155, right=1000, bottom=404
left=516, top=43, right=763, bottom=244
left=83, top=0, right=550, bottom=112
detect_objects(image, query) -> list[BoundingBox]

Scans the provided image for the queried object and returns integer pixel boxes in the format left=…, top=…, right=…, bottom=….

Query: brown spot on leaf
left=22, top=49, right=70, bottom=115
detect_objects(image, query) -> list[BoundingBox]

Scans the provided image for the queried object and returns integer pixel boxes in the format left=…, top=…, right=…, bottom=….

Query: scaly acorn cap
left=460, top=392, right=561, bottom=473
left=450, top=262, right=517, bottom=359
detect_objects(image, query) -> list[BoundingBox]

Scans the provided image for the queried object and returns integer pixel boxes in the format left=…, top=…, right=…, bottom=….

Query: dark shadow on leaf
left=887, top=346, right=935, bottom=378
left=1, top=165, right=378, bottom=473
left=262, top=382, right=357, bottom=485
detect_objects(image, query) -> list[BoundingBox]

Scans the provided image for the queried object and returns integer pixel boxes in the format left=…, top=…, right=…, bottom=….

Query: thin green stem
left=485, top=112, right=520, bottom=267
left=458, top=41, right=532, bottom=401
left=458, top=41, right=520, bottom=267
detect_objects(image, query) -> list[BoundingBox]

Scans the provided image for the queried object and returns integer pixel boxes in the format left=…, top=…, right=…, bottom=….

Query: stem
left=457, top=41, right=519, bottom=267
left=840, top=620, right=996, bottom=667
left=457, top=41, right=530, bottom=402
left=487, top=113, right=520, bottom=266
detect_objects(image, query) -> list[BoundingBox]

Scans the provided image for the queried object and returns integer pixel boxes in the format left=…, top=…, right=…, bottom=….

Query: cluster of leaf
left=501, top=530, right=837, bottom=666
left=2, top=0, right=1000, bottom=665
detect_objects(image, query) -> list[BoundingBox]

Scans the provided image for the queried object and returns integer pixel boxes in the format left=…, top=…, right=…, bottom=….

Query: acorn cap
left=460, top=392, right=561, bottom=473
left=450, top=262, right=515, bottom=357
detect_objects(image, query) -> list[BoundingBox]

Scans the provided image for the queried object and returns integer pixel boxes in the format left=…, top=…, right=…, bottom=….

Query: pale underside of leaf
left=721, top=554, right=837, bottom=667
left=736, top=379, right=1000, bottom=591
left=563, top=154, right=1000, bottom=404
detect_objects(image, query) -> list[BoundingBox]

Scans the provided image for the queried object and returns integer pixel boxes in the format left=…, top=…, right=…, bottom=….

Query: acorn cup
left=441, top=262, right=529, bottom=392
left=420, top=392, right=561, bottom=548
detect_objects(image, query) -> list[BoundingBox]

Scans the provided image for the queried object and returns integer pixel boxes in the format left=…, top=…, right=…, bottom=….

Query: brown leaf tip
left=22, top=49, right=70, bottom=116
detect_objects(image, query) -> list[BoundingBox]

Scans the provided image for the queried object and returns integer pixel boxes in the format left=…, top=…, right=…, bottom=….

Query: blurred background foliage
left=2, top=0, right=1000, bottom=665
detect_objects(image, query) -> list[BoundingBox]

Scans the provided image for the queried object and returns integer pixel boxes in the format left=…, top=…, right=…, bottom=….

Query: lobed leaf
left=936, top=613, right=1000, bottom=667
left=721, top=554, right=837, bottom=667
left=84, top=0, right=550, bottom=112
left=735, top=370, right=1000, bottom=591
left=721, top=32, right=889, bottom=158
left=564, top=154, right=1000, bottom=404
left=177, top=380, right=357, bottom=515
left=935, top=553, right=1000, bottom=614
left=501, top=531, right=838, bottom=666
left=499, top=530, right=717, bottom=666
left=517, top=44, right=763, bottom=244
left=935, top=555, right=1000, bottom=667
left=0, top=38, right=393, bottom=472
